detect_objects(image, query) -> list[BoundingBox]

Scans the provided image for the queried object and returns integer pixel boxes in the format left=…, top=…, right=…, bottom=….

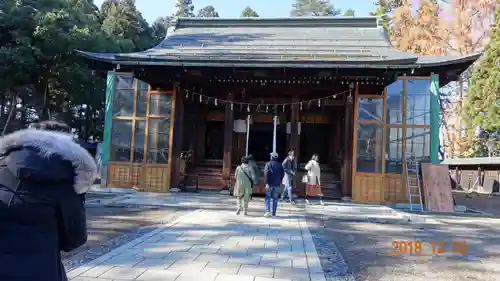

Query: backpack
left=250, top=162, right=261, bottom=185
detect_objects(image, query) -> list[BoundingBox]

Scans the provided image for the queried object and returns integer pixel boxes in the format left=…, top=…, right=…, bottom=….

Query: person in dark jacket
left=247, top=154, right=260, bottom=200
left=263, top=152, right=285, bottom=217
left=0, top=121, right=97, bottom=281
left=281, top=149, right=297, bottom=204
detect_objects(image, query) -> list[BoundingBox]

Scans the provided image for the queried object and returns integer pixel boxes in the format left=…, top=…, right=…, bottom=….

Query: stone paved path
left=67, top=207, right=326, bottom=281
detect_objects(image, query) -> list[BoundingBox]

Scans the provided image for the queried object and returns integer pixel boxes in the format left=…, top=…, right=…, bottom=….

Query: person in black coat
left=0, top=121, right=98, bottom=281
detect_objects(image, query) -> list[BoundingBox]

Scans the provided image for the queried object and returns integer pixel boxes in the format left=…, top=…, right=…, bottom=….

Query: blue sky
left=94, top=0, right=377, bottom=23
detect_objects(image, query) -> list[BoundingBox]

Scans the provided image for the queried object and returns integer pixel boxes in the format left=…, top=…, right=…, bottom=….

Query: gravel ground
left=61, top=195, right=188, bottom=271
left=307, top=213, right=500, bottom=281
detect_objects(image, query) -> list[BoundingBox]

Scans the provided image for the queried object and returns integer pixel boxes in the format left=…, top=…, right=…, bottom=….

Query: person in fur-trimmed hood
left=0, top=121, right=97, bottom=281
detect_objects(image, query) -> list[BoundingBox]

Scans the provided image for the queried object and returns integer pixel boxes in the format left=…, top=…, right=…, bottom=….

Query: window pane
left=110, top=120, right=132, bottom=162
left=406, top=128, right=431, bottom=162
left=386, top=80, right=403, bottom=124
left=136, top=89, right=148, bottom=117
left=147, top=118, right=170, bottom=164
left=356, top=123, right=383, bottom=173
left=150, top=94, right=173, bottom=116
left=386, top=127, right=403, bottom=174
left=132, top=121, right=146, bottom=162
left=112, top=89, right=134, bottom=117
left=115, top=75, right=135, bottom=89
left=358, top=98, right=383, bottom=122
left=406, top=80, right=431, bottom=125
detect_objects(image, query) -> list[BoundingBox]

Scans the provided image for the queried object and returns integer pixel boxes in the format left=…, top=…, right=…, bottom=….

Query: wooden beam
left=290, top=95, right=302, bottom=196
left=169, top=83, right=184, bottom=191
left=342, top=84, right=356, bottom=197
left=222, top=93, right=234, bottom=184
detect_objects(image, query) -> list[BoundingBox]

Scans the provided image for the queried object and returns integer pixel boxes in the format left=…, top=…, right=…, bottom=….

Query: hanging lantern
left=318, top=99, right=321, bottom=107
left=199, top=95, right=202, bottom=103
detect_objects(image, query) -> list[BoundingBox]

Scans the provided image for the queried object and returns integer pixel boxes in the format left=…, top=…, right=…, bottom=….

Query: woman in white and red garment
left=305, top=153, right=324, bottom=205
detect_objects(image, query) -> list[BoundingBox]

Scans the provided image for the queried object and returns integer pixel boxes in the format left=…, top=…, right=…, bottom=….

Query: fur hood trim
left=0, top=128, right=97, bottom=194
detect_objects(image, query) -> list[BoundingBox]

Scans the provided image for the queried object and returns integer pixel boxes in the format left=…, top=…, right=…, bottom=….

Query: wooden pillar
left=290, top=96, right=300, bottom=163
left=342, top=85, right=355, bottom=197
left=222, top=93, right=234, bottom=186
left=195, top=106, right=206, bottom=163
left=169, top=84, right=184, bottom=191
left=290, top=96, right=301, bottom=196
left=328, top=111, right=336, bottom=167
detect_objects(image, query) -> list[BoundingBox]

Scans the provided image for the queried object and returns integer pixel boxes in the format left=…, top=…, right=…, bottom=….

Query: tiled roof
left=77, top=17, right=480, bottom=69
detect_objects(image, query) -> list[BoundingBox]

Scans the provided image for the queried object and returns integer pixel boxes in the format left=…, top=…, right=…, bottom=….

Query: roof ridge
left=175, top=17, right=379, bottom=29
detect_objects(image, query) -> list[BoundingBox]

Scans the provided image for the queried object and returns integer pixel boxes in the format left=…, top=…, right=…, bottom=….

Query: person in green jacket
left=233, top=156, right=256, bottom=215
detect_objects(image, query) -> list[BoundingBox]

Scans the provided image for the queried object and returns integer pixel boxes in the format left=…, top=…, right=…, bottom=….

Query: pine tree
left=463, top=7, right=500, bottom=140
left=241, top=6, right=259, bottom=17
left=101, top=0, right=153, bottom=51
left=370, top=1, right=391, bottom=29
left=343, top=8, right=355, bottom=17
left=174, top=0, right=195, bottom=18
left=151, top=16, right=170, bottom=45
left=290, top=0, right=341, bottom=16
left=197, top=5, right=219, bottom=17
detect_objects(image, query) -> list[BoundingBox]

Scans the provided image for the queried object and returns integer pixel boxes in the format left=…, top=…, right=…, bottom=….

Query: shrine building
left=79, top=17, right=480, bottom=204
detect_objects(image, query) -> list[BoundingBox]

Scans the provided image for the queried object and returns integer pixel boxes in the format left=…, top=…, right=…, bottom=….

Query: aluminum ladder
left=404, top=152, right=424, bottom=212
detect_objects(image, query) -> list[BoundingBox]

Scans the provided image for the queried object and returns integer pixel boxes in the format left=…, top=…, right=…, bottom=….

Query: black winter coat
left=0, top=128, right=98, bottom=281
left=264, top=159, right=285, bottom=187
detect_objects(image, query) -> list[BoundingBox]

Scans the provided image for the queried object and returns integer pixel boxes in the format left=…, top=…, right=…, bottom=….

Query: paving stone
left=79, top=265, right=114, bottom=278
left=196, top=253, right=230, bottom=263
left=260, top=255, right=292, bottom=268
left=202, top=261, right=241, bottom=275
left=133, top=258, right=176, bottom=269
left=141, top=243, right=195, bottom=252
left=215, top=273, right=255, bottom=281
left=309, top=272, right=327, bottom=281
left=247, top=247, right=277, bottom=255
left=238, top=264, right=274, bottom=278
left=165, top=251, right=200, bottom=260
left=134, top=249, right=171, bottom=259
left=71, top=277, right=100, bottom=281
left=274, top=267, right=311, bottom=281
left=100, top=255, right=144, bottom=267
left=306, top=255, right=324, bottom=273
left=291, top=257, right=309, bottom=269
left=226, top=254, right=262, bottom=265
left=175, top=270, right=218, bottom=281
left=136, top=269, right=180, bottom=281
left=218, top=247, right=248, bottom=256
left=99, top=267, right=147, bottom=280
left=278, top=251, right=306, bottom=260
left=176, top=237, right=213, bottom=245
left=167, top=259, right=208, bottom=272
left=254, top=277, right=293, bottom=281
left=190, top=244, right=220, bottom=253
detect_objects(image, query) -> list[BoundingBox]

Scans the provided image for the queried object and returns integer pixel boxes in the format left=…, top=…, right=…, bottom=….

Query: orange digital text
left=391, top=240, right=468, bottom=256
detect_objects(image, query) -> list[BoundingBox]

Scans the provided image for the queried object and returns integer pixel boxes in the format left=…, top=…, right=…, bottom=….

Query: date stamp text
left=391, top=240, right=468, bottom=256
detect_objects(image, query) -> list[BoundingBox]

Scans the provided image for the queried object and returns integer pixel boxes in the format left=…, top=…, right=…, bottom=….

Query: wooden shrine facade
left=80, top=17, right=480, bottom=204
